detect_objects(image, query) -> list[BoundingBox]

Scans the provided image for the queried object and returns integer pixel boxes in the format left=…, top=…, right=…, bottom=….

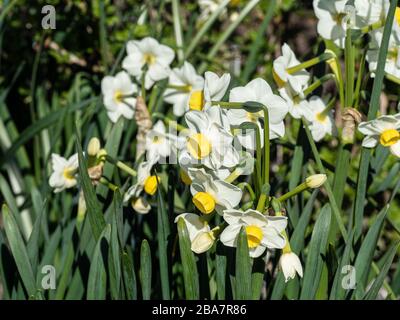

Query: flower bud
left=305, top=174, right=327, bottom=188
left=279, top=252, right=303, bottom=283
left=131, top=197, right=151, bottom=214
left=87, top=137, right=101, bottom=157
left=191, top=231, right=215, bottom=254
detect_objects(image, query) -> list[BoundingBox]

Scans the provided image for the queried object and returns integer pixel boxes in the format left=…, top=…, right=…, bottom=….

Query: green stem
left=99, top=177, right=119, bottom=191
left=345, top=27, right=355, bottom=108
left=277, top=182, right=308, bottom=203
left=105, top=155, right=137, bottom=177
left=303, top=73, right=335, bottom=97
left=286, top=52, right=334, bottom=75
left=353, top=50, right=366, bottom=109
left=152, top=112, right=186, bottom=131
left=237, top=182, right=256, bottom=201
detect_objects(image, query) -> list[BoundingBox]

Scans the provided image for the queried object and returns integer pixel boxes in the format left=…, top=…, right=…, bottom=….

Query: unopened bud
left=191, top=231, right=215, bottom=254
left=88, top=137, right=101, bottom=156
left=305, top=174, right=327, bottom=188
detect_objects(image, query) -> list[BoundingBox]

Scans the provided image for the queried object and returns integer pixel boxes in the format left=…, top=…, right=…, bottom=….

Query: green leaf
left=353, top=207, right=388, bottom=298
left=300, top=204, right=331, bottom=300
left=215, top=243, right=227, bottom=300
left=140, top=239, right=152, bottom=300
left=363, top=240, right=400, bottom=300
left=177, top=218, right=200, bottom=299
left=235, top=228, right=252, bottom=300
left=330, top=230, right=355, bottom=300
left=2, top=204, right=36, bottom=297
left=76, top=130, right=106, bottom=241
left=27, top=198, right=46, bottom=276
left=109, top=193, right=122, bottom=300
left=122, top=249, right=137, bottom=300
left=156, top=181, right=171, bottom=300
left=87, top=224, right=111, bottom=300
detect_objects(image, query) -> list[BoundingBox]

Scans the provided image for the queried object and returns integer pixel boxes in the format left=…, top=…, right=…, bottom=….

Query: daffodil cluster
left=48, top=0, right=400, bottom=283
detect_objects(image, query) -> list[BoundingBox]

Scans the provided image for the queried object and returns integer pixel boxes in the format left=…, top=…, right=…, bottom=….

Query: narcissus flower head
left=174, top=213, right=215, bottom=254
left=227, top=78, right=289, bottom=150
left=358, top=114, right=400, bottom=157
left=273, top=43, right=310, bottom=93
left=180, top=106, right=239, bottom=170
left=313, top=0, right=355, bottom=48
left=101, top=71, right=137, bottom=123
left=124, top=161, right=158, bottom=202
left=49, top=153, right=79, bottom=193
left=188, top=168, right=242, bottom=215
left=279, top=252, right=303, bottom=282
left=220, top=209, right=287, bottom=258
left=122, top=37, right=175, bottom=89
left=164, top=61, right=204, bottom=116
left=307, top=96, right=337, bottom=142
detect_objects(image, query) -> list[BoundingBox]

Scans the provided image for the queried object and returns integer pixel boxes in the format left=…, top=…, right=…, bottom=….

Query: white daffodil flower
left=203, top=71, right=231, bottom=108
left=358, top=114, right=400, bottom=157
left=308, top=96, right=336, bottom=142
left=122, top=37, right=175, bottom=89
left=49, top=153, right=79, bottom=193
left=313, top=0, right=355, bottom=48
left=145, top=120, right=180, bottom=164
left=227, top=78, right=289, bottom=150
left=220, top=209, right=287, bottom=258
left=367, top=31, right=400, bottom=79
left=179, top=106, right=240, bottom=170
left=123, top=161, right=160, bottom=203
left=174, top=213, right=215, bottom=254
left=279, top=87, right=313, bottom=121
left=354, top=0, right=389, bottom=28
left=188, top=168, right=242, bottom=215
left=164, top=62, right=204, bottom=117
left=101, top=71, right=137, bottom=123
left=171, top=70, right=230, bottom=114
left=273, top=43, right=310, bottom=94
left=279, top=252, right=303, bottom=282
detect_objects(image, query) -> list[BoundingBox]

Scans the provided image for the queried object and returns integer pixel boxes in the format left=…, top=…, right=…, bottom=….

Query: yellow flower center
left=273, top=69, right=286, bottom=88
left=144, top=175, right=160, bottom=195
left=246, top=111, right=263, bottom=122
left=229, top=0, right=241, bottom=7
left=63, top=167, right=76, bottom=181
left=114, top=90, right=123, bottom=103
left=189, top=90, right=204, bottom=111
left=316, top=112, right=327, bottom=123
left=334, top=12, right=347, bottom=24
left=192, top=192, right=216, bottom=215
left=395, top=7, right=400, bottom=26
left=187, top=133, right=212, bottom=159
left=143, top=53, right=156, bottom=65
left=180, top=169, right=192, bottom=185
left=245, top=225, right=263, bottom=248
left=152, top=135, right=163, bottom=144
left=380, top=129, right=400, bottom=147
